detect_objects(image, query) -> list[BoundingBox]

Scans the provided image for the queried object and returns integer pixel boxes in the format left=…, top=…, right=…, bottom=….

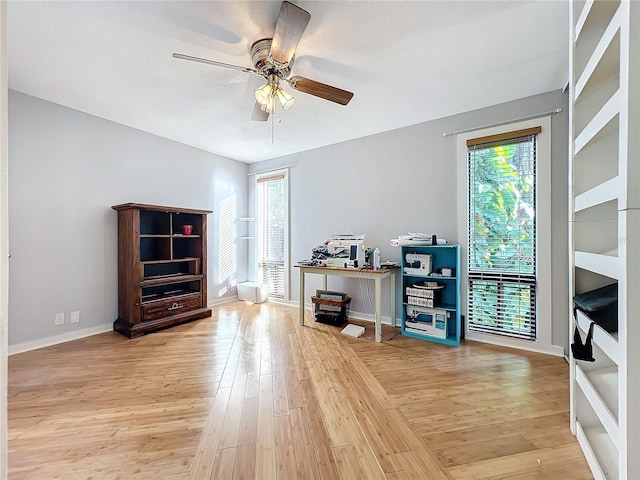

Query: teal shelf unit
left=401, top=244, right=461, bottom=346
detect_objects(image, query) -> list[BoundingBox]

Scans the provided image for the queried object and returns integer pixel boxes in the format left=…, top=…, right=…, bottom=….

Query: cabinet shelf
left=575, top=176, right=619, bottom=212
left=402, top=328, right=460, bottom=346
left=141, top=257, right=199, bottom=265
left=575, top=0, right=621, bottom=42
left=576, top=422, right=619, bottom=480
left=575, top=251, right=619, bottom=279
left=403, top=301, right=456, bottom=312
left=576, top=309, right=620, bottom=365
left=576, top=365, right=619, bottom=445
left=139, top=234, right=202, bottom=239
left=575, top=8, right=621, bottom=100
left=140, top=274, right=203, bottom=287
left=402, top=272, right=456, bottom=280
left=575, top=90, right=621, bottom=155
left=141, top=290, right=200, bottom=304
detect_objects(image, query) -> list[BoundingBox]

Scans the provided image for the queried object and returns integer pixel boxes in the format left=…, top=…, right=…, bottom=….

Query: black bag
left=571, top=318, right=595, bottom=362
left=573, top=283, right=618, bottom=333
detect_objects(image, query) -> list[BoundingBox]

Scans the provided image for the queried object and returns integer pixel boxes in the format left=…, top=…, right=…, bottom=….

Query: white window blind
left=467, top=127, right=540, bottom=340
left=257, top=175, right=285, bottom=298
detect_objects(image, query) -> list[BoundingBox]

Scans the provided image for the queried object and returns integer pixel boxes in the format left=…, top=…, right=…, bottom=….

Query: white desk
left=296, top=265, right=398, bottom=342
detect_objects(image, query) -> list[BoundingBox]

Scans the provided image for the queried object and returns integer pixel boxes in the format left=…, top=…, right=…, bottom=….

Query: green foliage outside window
left=468, top=139, right=536, bottom=337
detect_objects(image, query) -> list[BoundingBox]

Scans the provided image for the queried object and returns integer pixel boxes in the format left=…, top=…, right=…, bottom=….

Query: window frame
left=255, top=170, right=289, bottom=299
left=457, top=116, right=560, bottom=355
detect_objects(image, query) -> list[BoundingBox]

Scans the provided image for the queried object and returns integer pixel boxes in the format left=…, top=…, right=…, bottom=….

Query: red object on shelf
left=182, top=225, right=193, bottom=235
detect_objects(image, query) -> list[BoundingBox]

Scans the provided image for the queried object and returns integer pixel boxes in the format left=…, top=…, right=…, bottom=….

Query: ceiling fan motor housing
left=251, top=38, right=292, bottom=78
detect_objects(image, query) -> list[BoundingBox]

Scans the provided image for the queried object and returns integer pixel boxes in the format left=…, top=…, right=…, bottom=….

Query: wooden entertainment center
left=112, top=203, right=212, bottom=338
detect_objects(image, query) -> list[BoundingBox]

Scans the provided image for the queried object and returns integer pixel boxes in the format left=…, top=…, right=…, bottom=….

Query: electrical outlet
left=70, top=311, right=80, bottom=323
left=54, top=312, right=65, bottom=326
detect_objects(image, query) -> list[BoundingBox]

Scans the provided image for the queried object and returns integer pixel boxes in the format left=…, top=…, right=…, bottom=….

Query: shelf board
left=575, top=89, right=621, bottom=155
left=575, top=7, right=622, bottom=100
left=141, top=274, right=203, bottom=287
left=575, top=251, right=619, bottom=279
left=141, top=290, right=200, bottom=304
left=141, top=257, right=199, bottom=265
left=574, top=176, right=620, bottom=212
left=576, top=421, right=619, bottom=480
left=403, top=302, right=456, bottom=312
left=402, top=272, right=456, bottom=280
left=576, top=365, right=620, bottom=449
left=402, top=328, right=459, bottom=346
left=574, top=0, right=595, bottom=40
left=237, top=236, right=256, bottom=240
left=141, top=234, right=201, bottom=238
left=575, top=0, right=620, bottom=44
left=576, top=309, right=619, bottom=365
left=237, top=217, right=256, bottom=221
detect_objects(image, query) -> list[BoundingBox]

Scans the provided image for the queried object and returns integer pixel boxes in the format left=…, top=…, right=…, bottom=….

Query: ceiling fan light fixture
left=255, top=73, right=295, bottom=113
left=254, top=83, right=274, bottom=106
left=262, top=96, right=276, bottom=114
left=276, top=87, right=295, bottom=110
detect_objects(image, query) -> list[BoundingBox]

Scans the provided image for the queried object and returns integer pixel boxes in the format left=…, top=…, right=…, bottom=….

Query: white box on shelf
left=238, top=282, right=267, bottom=303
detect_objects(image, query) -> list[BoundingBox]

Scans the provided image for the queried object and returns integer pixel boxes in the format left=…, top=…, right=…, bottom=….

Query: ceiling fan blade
left=288, top=76, right=354, bottom=105
left=251, top=102, right=270, bottom=122
left=270, top=1, right=311, bottom=66
left=172, top=53, right=258, bottom=75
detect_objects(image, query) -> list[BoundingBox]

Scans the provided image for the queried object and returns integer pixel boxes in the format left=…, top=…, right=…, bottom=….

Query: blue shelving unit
left=401, top=245, right=461, bottom=346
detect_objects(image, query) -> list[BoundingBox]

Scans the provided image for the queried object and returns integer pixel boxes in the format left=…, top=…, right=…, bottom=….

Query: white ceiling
left=7, top=1, right=568, bottom=163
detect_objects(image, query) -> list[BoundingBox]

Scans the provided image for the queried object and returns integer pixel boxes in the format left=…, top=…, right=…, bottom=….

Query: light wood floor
left=8, top=301, right=592, bottom=479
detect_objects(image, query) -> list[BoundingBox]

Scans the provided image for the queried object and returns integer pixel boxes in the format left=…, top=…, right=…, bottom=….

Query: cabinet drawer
left=142, top=294, right=202, bottom=321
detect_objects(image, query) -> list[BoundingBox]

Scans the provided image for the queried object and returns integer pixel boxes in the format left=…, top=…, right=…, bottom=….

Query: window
left=257, top=174, right=287, bottom=298
left=467, top=127, right=540, bottom=340
left=458, top=116, right=559, bottom=356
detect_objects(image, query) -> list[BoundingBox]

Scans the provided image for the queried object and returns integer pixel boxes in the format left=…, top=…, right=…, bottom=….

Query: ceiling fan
left=173, top=1, right=354, bottom=122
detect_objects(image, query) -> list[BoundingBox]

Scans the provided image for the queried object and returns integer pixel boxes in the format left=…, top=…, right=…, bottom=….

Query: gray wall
left=8, top=91, right=248, bottom=346
left=8, top=88, right=570, bottom=353
left=250, top=89, right=570, bottom=353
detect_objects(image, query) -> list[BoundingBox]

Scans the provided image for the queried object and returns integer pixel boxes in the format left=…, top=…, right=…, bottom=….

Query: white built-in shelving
left=236, top=217, right=256, bottom=240
left=569, top=1, right=639, bottom=479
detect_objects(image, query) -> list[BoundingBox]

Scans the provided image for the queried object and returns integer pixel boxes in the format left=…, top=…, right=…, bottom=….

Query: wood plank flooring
left=7, top=301, right=592, bottom=479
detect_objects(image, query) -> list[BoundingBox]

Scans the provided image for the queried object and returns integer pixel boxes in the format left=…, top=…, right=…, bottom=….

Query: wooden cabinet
left=569, top=1, right=639, bottom=478
left=400, top=245, right=461, bottom=346
left=112, top=203, right=213, bottom=338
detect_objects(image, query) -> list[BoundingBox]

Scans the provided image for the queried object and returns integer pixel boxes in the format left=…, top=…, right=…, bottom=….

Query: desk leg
left=375, top=277, right=382, bottom=342
left=299, top=269, right=305, bottom=326
left=391, top=271, right=396, bottom=328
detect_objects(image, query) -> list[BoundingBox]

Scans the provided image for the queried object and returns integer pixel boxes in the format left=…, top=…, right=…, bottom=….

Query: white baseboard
left=265, top=297, right=294, bottom=307
left=10, top=298, right=240, bottom=355
left=208, top=296, right=239, bottom=307
left=465, top=331, right=565, bottom=357
left=9, top=323, right=113, bottom=356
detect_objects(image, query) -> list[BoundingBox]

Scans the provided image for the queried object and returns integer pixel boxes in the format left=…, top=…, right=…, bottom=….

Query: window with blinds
left=257, top=174, right=286, bottom=298
left=467, top=127, right=540, bottom=340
